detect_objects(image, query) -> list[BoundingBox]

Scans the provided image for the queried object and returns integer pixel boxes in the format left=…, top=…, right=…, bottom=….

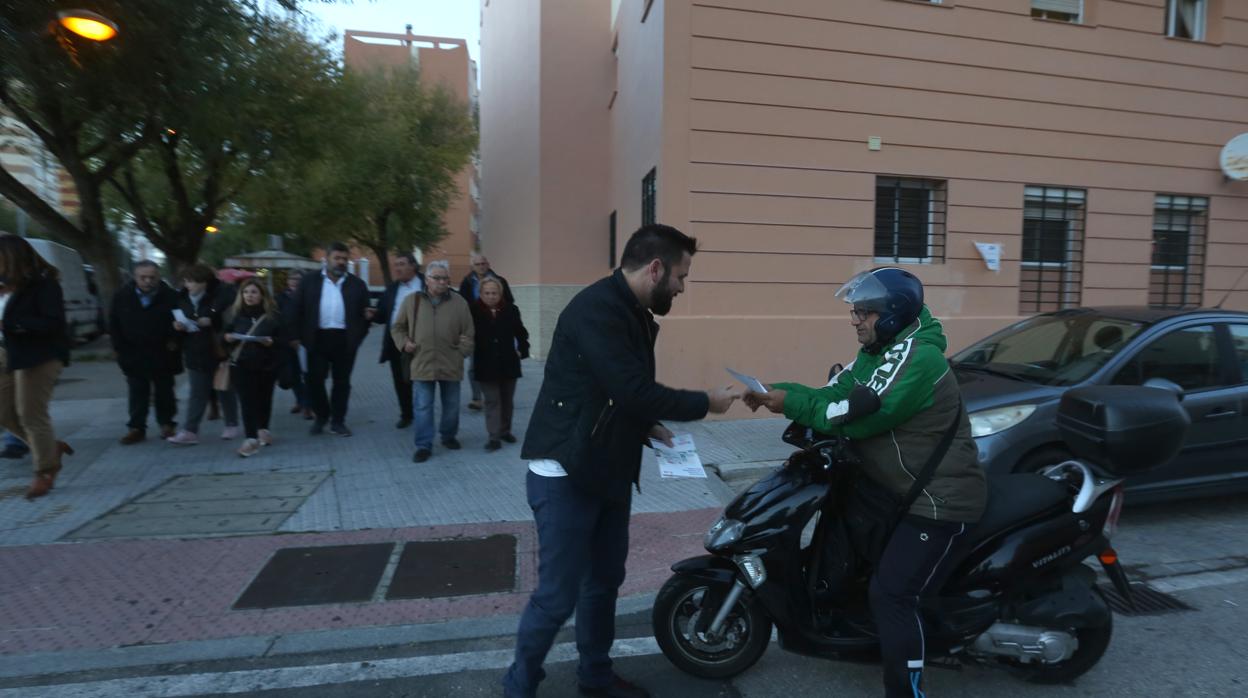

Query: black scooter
left=652, top=384, right=1188, bottom=684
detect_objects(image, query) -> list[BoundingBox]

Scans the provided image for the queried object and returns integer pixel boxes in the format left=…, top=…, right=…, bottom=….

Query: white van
left=25, top=238, right=101, bottom=343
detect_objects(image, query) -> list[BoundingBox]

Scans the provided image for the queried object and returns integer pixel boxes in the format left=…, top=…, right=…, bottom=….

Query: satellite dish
left=1221, top=133, right=1248, bottom=181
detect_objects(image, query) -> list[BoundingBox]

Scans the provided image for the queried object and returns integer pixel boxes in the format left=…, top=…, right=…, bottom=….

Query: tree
left=104, top=16, right=342, bottom=274
left=248, top=67, right=477, bottom=285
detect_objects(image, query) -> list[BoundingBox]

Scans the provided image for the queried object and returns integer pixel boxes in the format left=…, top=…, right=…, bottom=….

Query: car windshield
left=952, top=312, right=1148, bottom=386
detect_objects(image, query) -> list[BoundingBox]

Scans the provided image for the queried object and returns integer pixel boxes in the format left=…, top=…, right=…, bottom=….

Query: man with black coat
left=373, top=252, right=424, bottom=428
left=110, top=260, right=183, bottom=444
left=501, top=225, right=741, bottom=698
left=284, top=242, right=373, bottom=436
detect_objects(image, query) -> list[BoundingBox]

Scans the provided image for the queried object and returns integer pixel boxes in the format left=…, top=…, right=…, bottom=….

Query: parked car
left=953, top=306, right=1248, bottom=503
left=25, top=238, right=102, bottom=343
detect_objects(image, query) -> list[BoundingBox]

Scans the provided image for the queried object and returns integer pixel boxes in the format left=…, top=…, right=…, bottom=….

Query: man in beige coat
left=390, top=260, right=475, bottom=462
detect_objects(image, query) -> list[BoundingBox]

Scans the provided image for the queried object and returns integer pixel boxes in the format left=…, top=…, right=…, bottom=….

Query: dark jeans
left=306, top=330, right=356, bottom=425
left=388, top=355, right=413, bottom=420
left=232, top=366, right=276, bottom=439
left=126, top=373, right=177, bottom=431
left=502, top=472, right=631, bottom=697
left=870, top=515, right=969, bottom=698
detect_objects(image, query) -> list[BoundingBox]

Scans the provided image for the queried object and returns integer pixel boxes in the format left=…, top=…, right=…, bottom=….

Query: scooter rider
left=745, top=267, right=986, bottom=698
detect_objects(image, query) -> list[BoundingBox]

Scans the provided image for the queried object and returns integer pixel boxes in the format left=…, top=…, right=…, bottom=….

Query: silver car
left=953, top=306, right=1248, bottom=503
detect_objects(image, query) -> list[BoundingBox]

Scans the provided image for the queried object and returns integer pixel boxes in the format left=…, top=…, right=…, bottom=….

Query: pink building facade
left=480, top=0, right=1248, bottom=391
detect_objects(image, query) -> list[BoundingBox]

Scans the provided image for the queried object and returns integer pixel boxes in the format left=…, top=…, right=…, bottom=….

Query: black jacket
left=2, top=275, right=71, bottom=371
left=470, top=301, right=530, bottom=382
left=284, top=270, right=370, bottom=352
left=521, top=270, right=709, bottom=502
left=110, top=281, right=183, bottom=377
left=374, top=273, right=425, bottom=363
left=459, top=271, right=515, bottom=305
left=226, top=310, right=282, bottom=371
left=174, top=280, right=231, bottom=372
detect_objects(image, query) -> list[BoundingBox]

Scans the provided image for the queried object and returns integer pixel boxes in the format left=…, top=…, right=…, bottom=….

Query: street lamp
left=205, top=226, right=219, bottom=234
left=57, top=10, right=118, bottom=42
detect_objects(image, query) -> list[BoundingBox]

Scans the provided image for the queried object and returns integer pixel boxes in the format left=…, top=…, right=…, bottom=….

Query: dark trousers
left=126, top=373, right=177, bottom=431
left=870, top=515, right=969, bottom=698
left=387, top=354, right=413, bottom=420
left=480, top=379, right=516, bottom=440
left=306, top=330, right=356, bottom=425
left=232, top=366, right=276, bottom=439
left=502, top=472, right=630, bottom=697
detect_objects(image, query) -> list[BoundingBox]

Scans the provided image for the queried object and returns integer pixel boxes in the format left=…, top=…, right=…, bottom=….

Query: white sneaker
left=221, top=426, right=241, bottom=440
left=258, top=429, right=273, bottom=446
left=237, top=438, right=260, bottom=458
left=165, top=430, right=199, bottom=446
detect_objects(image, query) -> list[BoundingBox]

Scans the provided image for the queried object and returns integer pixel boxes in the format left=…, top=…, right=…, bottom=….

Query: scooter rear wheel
left=1013, top=589, right=1113, bottom=684
left=652, top=573, right=772, bottom=679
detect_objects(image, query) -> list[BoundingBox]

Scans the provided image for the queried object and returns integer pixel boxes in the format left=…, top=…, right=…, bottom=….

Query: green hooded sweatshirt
left=773, top=306, right=986, bottom=523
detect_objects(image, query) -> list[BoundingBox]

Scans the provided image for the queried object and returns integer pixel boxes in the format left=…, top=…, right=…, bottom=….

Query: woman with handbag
left=165, top=265, right=230, bottom=445
left=0, top=235, right=73, bottom=500
left=470, top=277, right=529, bottom=452
left=744, top=268, right=984, bottom=698
left=223, top=278, right=281, bottom=458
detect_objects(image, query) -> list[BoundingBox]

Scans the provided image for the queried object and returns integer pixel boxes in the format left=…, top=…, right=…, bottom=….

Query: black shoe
left=412, top=448, right=431, bottom=463
left=441, top=437, right=461, bottom=450
left=500, top=433, right=517, bottom=444
left=485, top=440, right=501, bottom=452
left=395, top=417, right=412, bottom=429
left=329, top=423, right=352, bottom=437
left=578, top=676, right=651, bottom=698
left=310, top=421, right=326, bottom=435
left=0, top=445, right=29, bottom=459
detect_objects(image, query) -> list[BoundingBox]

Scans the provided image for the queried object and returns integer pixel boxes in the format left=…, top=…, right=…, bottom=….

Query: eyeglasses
left=850, top=308, right=873, bottom=322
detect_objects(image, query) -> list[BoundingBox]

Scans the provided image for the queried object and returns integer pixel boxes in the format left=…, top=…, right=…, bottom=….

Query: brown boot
left=57, top=441, right=75, bottom=456
left=25, top=468, right=59, bottom=500
left=119, top=429, right=146, bottom=445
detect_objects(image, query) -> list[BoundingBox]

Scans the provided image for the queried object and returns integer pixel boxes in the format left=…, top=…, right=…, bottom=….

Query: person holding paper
left=224, top=279, right=282, bottom=458
left=167, top=264, right=237, bottom=446
left=502, top=224, right=740, bottom=698
left=743, top=267, right=984, bottom=698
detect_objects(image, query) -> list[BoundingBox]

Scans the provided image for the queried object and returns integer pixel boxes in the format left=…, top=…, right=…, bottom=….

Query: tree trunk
left=370, top=243, right=392, bottom=286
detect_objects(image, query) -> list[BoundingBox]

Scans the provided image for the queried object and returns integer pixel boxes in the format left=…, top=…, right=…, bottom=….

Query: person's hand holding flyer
left=650, top=433, right=707, bottom=479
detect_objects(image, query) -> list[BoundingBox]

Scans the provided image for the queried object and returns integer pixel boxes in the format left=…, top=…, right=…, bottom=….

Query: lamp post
left=56, top=10, right=119, bottom=42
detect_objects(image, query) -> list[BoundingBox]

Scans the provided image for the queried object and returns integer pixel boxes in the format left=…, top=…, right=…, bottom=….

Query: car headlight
left=969, top=404, right=1037, bottom=438
left=704, top=517, right=744, bottom=551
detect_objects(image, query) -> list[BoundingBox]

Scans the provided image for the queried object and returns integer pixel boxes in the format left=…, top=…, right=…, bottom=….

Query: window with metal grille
left=1150, top=194, right=1208, bottom=309
left=1166, top=0, right=1206, bottom=41
left=641, top=168, right=656, bottom=227
left=1031, top=0, right=1082, bottom=22
left=609, top=210, right=617, bottom=269
left=1019, top=186, right=1085, bottom=313
left=874, top=177, right=946, bottom=264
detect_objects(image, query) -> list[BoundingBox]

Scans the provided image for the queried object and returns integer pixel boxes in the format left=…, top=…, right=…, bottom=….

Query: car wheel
left=1014, top=446, right=1074, bottom=475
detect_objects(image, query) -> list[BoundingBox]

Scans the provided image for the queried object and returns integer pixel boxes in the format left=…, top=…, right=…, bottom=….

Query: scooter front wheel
left=652, top=573, right=772, bottom=679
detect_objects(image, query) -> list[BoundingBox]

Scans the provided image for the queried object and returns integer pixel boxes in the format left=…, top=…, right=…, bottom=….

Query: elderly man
left=392, top=260, right=474, bottom=463
left=110, top=260, right=183, bottom=444
left=458, top=253, right=513, bottom=410
left=374, top=253, right=425, bottom=428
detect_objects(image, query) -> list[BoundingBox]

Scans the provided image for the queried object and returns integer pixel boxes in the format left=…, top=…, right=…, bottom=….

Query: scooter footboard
left=1011, top=565, right=1110, bottom=629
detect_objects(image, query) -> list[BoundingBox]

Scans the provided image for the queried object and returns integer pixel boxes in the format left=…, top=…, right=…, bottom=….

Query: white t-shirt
left=528, top=459, right=567, bottom=477
left=318, top=273, right=347, bottom=329
left=390, top=277, right=424, bottom=327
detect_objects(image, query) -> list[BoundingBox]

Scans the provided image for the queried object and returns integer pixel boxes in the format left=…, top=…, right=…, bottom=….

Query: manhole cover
left=234, top=543, right=395, bottom=610
left=1102, top=582, right=1193, bottom=616
left=386, top=535, right=516, bottom=600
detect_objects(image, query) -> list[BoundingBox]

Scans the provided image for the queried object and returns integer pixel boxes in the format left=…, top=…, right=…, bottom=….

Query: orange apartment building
left=480, top=0, right=1248, bottom=390
left=341, top=28, right=480, bottom=286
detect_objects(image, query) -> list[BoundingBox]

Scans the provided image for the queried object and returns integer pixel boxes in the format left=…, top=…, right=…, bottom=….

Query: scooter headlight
left=704, top=517, right=744, bottom=551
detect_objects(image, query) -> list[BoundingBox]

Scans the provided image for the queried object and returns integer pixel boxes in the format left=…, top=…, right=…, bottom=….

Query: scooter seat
left=964, top=474, right=1069, bottom=548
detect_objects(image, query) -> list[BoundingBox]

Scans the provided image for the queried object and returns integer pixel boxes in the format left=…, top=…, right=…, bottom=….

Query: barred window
left=641, top=168, right=656, bottom=227
left=1019, top=186, right=1085, bottom=313
left=874, top=177, right=946, bottom=264
left=1150, top=194, right=1208, bottom=309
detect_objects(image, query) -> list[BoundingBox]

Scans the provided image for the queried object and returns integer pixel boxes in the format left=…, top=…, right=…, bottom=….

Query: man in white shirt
left=373, top=253, right=425, bottom=428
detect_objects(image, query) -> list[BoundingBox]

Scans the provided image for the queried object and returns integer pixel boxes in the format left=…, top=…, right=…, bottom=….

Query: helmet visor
left=834, top=270, right=891, bottom=312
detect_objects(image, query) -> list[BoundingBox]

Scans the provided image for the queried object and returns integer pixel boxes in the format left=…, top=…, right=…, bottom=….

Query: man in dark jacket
left=373, top=252, right=424, bottom=428
left=110, top=260, right=183, bottom=444
left=502, top=225, right=741, bottom=698
left=458, top=253, right=513, bottom=410
left=284, top=242, right=373, bottom=436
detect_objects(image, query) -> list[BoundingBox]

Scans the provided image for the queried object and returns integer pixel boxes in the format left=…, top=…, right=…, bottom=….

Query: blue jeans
left=412, top=380, right=460, bottom=449
left=502, top=471, right=631, bottom=697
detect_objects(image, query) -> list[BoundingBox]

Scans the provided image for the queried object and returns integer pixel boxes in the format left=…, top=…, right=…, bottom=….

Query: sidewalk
left=0, top=332, right=792, bottom=676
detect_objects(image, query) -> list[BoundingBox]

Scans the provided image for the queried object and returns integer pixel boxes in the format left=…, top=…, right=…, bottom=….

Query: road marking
left=1150, top=566, right=1248, bottom=594
left=0, top=637, right=662, bottom=698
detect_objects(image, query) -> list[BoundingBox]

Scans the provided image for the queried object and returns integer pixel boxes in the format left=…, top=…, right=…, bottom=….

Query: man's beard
left=329, top=263, right=347, bottom=278
left=649, top=266, right=676, bottom=316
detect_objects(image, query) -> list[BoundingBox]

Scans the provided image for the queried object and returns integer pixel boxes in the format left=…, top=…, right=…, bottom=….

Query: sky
left=298, top=0, right=482, bottom=65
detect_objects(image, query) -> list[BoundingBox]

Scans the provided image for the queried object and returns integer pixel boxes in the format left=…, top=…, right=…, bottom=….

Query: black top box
left=1056, top=385, right=1189, bottom=476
